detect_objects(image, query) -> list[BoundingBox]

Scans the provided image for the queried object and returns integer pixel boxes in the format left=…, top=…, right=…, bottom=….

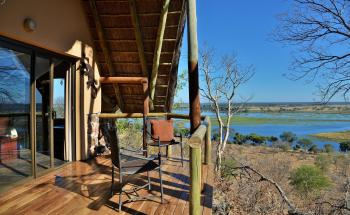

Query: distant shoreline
left=174, top=103, right=350, bottom=114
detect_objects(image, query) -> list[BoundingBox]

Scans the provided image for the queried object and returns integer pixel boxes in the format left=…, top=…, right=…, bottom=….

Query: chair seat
left=147, top=140, right=181, bottom=147
left=120, top=154, right=159, bottom=175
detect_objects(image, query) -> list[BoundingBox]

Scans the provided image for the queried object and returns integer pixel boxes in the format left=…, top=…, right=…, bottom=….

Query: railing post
left=190, top=145, right=201, bottom=215
left=204, top=117, right=211, bottom=165
left=188, top=125, right=206, bottom=215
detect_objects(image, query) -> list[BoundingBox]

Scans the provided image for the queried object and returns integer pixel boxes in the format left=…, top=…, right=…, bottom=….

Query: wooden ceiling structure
left=83, top=0, right=186, bottom=113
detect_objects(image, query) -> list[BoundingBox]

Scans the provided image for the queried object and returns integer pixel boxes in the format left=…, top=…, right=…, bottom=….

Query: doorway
left=0, top=36, right=76, bottom=191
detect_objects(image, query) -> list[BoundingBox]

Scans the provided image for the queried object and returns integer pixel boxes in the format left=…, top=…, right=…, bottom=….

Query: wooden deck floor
left=0, top=155, right=213, bottom=215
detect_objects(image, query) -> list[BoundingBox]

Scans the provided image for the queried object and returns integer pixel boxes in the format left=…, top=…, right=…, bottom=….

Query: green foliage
left=290, top=165, right=331, bottom=195
left=233, top=132, right=247, bottom=145
left=212, top=132, right=220, bottom=141
left=269, top=136, right=278, bottom=142
left=323, top=144, right=334, bottom=153
left=173, top=70, right=187, bottom=108
left=308, top=144, right=319, bottom=153
left=221, top=157, right=238, bottom=178
left=173, top=121, right=190, bottom=137
left=280, top=131, right=297, bottom=143
left=339, top=141, right=350, bottom=152
left=247, top=133, right=267, bottom=145
left=315, top=154, right=332, bottom=172
left=297, top=138, right=313, bottom=150
left=116, top=119, right=143, bottom=149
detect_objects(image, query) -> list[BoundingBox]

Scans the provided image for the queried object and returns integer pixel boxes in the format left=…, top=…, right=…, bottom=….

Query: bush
left=297, top=138, right=313, bottom=150
left=247, top=133, right=267, bottom=145
left=315, top=154, right=332, bottom=172
left=233, top=133, right=247, bottom=145
left=269, top=136, right=278, bottom=142
left=290, top=165, right=331, bottom=195
left=280, top=131, right=297, bottom=144
left=323, top=144, right=334, bottom=153
left=339, top=141, right=350, bottom=152
left=308, top=144, right=319, bottom=153
left=221, top=157, right=238, bottom=178
left=212, top=132, right=220, bottom=141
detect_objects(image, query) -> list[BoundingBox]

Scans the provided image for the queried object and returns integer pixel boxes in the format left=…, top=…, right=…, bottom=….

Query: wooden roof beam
left=89, top=0, right=124, bottom=111
left=100, top=76, right=148, bottom=84
left=150, top=0, right=171, bottom=110
left=128, top=0, right=148, bottom=77
left=166, top=0, right=187, bottom=112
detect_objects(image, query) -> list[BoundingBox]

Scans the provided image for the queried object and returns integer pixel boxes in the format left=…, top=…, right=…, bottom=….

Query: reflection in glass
left=0, top=47, right=32, bottom=192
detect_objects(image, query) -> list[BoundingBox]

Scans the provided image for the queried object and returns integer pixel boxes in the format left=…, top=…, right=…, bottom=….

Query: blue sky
left=175, top=0, right=340, bottom=103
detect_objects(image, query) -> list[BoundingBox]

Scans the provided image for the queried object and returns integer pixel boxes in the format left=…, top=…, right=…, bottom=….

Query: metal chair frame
left=102, top=121, right=164, bottom=212
left=145, top=118, right=184, bottom=167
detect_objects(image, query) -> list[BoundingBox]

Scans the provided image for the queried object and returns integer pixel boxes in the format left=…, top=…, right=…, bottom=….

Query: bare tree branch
left=274, top=0, right=350, bottom=102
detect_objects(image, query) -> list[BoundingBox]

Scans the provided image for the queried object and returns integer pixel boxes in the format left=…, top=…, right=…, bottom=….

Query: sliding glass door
left=0, top=46, right=32, bottom=191
left=0, top=37, right=75, bottom=191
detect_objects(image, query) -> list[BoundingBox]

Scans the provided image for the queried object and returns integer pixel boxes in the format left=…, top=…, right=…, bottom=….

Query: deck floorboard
left=0, top=154, right=213, bottom=215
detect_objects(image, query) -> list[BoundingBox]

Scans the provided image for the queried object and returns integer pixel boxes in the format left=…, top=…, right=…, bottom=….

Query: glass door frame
left=0, top=35, right=77, bottom=179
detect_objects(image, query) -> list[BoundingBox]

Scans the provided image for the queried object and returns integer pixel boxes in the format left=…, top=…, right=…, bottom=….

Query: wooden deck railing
left=97, top=112, right=212, bottom=215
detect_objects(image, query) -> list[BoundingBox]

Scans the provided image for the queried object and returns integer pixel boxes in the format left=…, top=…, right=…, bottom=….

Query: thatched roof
left=83, top=0, right=186, bottom=113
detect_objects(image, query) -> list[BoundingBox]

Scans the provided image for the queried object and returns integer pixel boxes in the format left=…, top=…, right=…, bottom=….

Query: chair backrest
left=149, top=119, right=175, bottom=142
left=101, top=119, right=121, bottom=168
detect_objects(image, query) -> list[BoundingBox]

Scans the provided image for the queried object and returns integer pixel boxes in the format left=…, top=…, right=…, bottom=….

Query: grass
left=311, top=130, right=350, bottom=142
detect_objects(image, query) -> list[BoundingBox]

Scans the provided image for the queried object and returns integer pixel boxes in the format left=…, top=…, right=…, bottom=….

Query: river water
left=174, top=109, right=350, bottom=151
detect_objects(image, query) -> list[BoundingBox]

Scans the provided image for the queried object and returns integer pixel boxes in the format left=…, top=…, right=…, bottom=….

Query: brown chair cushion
left=150, top=119, right=174, bottom=142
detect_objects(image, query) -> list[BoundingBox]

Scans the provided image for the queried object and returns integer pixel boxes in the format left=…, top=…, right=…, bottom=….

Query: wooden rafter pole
left=128, top=0, right=148, bottom=78
left=99, top=76, right=148, bottom=84
left=165, top=0, right=187, bottom=112
left=89, top=0, right=124, bottom=111
left=150, top=0, right=171, bottom=109
left=187, top=0, right=202, bottom=214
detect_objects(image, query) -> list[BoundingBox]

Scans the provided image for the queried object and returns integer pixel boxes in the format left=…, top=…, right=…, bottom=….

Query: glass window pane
left=0, top=46, right=32, bottom=192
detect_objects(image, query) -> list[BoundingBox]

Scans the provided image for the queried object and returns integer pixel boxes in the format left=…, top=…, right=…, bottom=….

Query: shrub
left=339, top=141, right=350, bottom=152
left=315, top=154, right=332, bottom=172
left=212, top=132, right=220, bottom=141
left=247, top=133, right=267, bottom=145
left=297, top=138, right=313, bottom=150
left=323, top=144, right=334, bottom=153
left=280, top=131, right=297, bottom=144
left=308, top=144, right=319, bottom=153
left=233, top=133, right=247, bottom=145
left=221, top=157, right=238, bottom=178
left=290, top=165, right=331, bottom=195
left=269, top=136, right=278, bottom=142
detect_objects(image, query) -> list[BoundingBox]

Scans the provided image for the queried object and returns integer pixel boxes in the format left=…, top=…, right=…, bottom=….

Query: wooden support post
left=187, top=0, right=202, bottom=214
left=190, top=146, right=201, bottom=215
left=187, top=0, right=201, bottom=133
left=49, top=61, right=54, bottom=168
left=143, top=81, right=149, bottom=156
left=150, top=0, right=171, bottom=109
left=204, top=117, right=212, bottom=165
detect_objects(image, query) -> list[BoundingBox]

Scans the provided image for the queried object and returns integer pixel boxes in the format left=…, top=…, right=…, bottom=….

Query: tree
left=173, top=69, right=187, bottom=109
left=339, top=141, right=350, bottom=152
left=54, top=96, right=65, bottom=118
left=275, top=0, right=350, bottom=102
left=297, top=138, right=313, bottom=150
left=200, top=47, right=254, bottom=171
left=309, top=144, right=319, bottom=153
left=323, top=143, right=334, bottom=153
left=280, top=131, right=297, bottom=144
left=290, top=165, right=331, bottom=195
